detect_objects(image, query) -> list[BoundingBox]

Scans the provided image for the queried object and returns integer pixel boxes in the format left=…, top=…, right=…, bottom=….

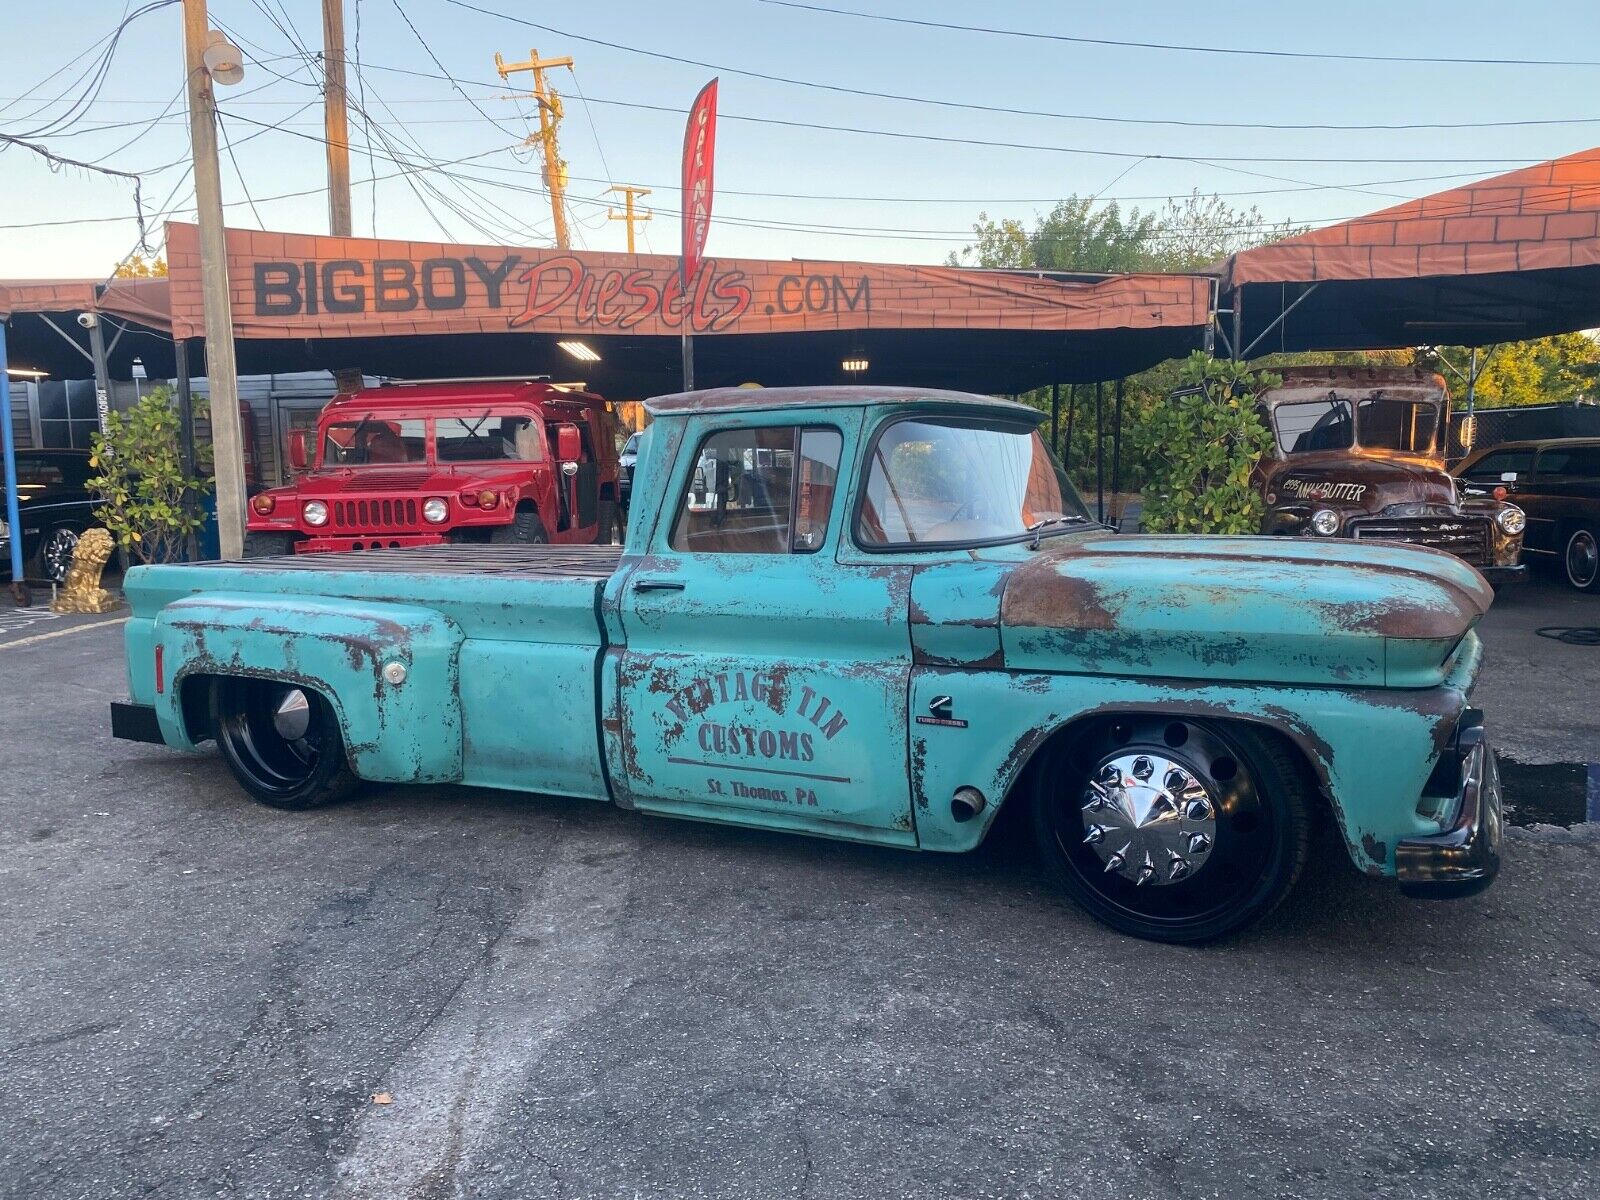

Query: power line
left=759, top=0, right=1600, bottom=68
left=438, top=0, right=1600, bottom=132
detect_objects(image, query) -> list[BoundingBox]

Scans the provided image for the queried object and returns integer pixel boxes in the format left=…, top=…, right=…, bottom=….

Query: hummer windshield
left=1273, top=394, right=1441, bottom=456
left=319, top=412, right=544, bottom=467
left=858, top=417, right=1091, bottom=547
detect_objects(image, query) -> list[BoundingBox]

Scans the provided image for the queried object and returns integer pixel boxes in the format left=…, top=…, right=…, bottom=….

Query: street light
left=203, top=31, right=245, bottom=85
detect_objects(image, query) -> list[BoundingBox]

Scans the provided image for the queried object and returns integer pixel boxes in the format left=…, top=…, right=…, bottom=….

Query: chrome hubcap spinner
left=1081, top=752, right=1218, bottom=887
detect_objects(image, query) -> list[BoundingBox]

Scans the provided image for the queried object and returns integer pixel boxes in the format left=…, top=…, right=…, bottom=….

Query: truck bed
left=197, top=543, right=625, bottom=579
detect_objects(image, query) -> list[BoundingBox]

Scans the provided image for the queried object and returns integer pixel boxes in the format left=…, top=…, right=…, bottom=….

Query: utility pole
left=183, top=0, right=247, bottom=559
left=495, top=49, right=574, bottom=249
left=607, top=185, right=652, bottom=253
left=321, top=0, right=352, bottom=237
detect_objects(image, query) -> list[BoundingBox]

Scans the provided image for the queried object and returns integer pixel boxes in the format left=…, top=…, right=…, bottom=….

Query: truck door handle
left=633, top=579, right=686, bottom=593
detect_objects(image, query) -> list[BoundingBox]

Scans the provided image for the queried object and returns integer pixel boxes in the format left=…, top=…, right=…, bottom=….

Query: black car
left=0, top=449, right=98, bottom=584
left=1456, top=437, right=1600, bottom=592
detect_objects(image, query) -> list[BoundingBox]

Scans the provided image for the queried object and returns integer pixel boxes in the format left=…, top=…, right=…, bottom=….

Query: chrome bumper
left=1397, top=714, right=1503, bottom=899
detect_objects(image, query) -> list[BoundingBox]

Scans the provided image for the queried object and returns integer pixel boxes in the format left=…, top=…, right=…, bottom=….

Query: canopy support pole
left=1, top=323, right=31, bottom=606
left=1095, top=380, right=1105, bottom=524
left=1063, top=385, right=1078, bottom=471
left=1239, top=282, right=1321, bottom=360
left=1111, top=378, right=1125, bottom=528
left=1050, top=380, right=1060, bottom=453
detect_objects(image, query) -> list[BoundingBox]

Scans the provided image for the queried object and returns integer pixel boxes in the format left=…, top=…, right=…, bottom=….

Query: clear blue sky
left=2, top=0, right=1599, bottom=277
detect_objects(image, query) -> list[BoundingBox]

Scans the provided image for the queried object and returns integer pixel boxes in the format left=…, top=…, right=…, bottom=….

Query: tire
left=244, top=532, right=296, bottom=558
left=594, top=499, right=623, bottom=545
left=33, top=526, right=80, bottom=584
left=212, top=677, right=362, bottom=811
left=490, top=509, right=549, bottom=545
left=1564, top=526, right=1600, bottom=593
left=1030, top=716, right=1312, bottom=944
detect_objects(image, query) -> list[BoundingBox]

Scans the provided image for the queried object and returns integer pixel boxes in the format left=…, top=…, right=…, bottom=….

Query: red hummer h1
left=245, top=378, right=623, bottom=555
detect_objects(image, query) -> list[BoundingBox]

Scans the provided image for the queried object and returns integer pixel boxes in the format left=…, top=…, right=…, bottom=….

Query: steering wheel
left=948, top=496, right=984, bottom=523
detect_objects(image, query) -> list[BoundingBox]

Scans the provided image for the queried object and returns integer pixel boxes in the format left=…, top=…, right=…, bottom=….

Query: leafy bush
left=88, top=387, right=211, bottom=564
left=1133, top=353, right=1277, bottom=534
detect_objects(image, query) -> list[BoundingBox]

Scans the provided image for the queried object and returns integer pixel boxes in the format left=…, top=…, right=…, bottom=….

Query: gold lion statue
left=51, top=528, right=123, bottom=615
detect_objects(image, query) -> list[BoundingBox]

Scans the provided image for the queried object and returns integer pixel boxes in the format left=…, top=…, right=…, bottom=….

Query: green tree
left=1424, top=334, right=1600, bottom=407
left=111, top=252, right=167, bottom=279
left=1134, top=354, right=1277, bottom=534
left=88, top=387, right=210, bottom=565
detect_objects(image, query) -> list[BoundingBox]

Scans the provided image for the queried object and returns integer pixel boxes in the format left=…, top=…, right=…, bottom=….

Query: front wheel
left=213, top=677, right=361, bottom=810
left=1564, top=526, right=1600, bottom=592
left=1030, top=717, right=1312, bottom=944
left=594, top=499, right=623, bottom=545
left=490, top=510, right=549, bottom=545
left=244, top=532, right=296, bottom=558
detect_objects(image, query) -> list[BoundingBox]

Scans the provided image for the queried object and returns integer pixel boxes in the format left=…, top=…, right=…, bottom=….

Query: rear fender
left=150, top=593, right=464, bottom=784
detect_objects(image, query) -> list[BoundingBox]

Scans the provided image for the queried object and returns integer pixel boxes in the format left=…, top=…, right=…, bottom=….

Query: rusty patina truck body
left=112, top=386, right=1502, bottom=943
left=1257, top=367, right=1525, bottom=581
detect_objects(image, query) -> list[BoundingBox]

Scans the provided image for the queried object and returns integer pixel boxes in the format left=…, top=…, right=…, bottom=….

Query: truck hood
left=1264, top=456, right=1457, bottom=514
left=1000, top=534, right=1492, bottom=687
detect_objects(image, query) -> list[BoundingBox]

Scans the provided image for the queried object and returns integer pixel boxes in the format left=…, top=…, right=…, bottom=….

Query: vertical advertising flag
left=681, top=78, right=719, bottom=289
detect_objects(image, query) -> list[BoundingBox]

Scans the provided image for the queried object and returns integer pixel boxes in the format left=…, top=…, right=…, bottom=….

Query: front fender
left=150, top=593, right=464, bottom=784
left=909, top=634, right=1481, bottom=877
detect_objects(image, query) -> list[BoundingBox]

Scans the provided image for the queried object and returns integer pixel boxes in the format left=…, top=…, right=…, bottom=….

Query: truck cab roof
left=326, top=380, right=608, bottom=414
left=643, top=385, right=1041, bottom=420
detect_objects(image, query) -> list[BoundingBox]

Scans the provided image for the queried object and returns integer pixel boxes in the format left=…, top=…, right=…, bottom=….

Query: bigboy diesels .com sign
left=163, top=222, right=1211, bottom=341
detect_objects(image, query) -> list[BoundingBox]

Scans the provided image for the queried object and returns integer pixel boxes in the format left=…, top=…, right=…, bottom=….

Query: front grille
left=1351, top=516, right=1491, bottom=565
left=331, top=498, right=419, bottom=531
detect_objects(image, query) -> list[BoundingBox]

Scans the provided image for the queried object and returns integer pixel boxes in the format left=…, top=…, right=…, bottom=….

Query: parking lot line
left=0, top=616, right=127, bottom=652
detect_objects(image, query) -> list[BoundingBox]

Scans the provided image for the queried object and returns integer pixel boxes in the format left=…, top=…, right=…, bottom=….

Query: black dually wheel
left=1031, top=716, right=1312, bottom=944
left=213, top=677, right=361, bottom=810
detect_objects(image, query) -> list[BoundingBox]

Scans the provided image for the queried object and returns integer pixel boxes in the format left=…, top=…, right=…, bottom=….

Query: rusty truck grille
left=331, top=498, right=419, bottom=531
left=1350, top=516, right=1491, bottom=565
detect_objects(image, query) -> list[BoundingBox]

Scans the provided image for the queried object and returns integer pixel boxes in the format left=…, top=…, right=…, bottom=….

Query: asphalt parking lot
left=1, top=571, right=1596, bottom=1199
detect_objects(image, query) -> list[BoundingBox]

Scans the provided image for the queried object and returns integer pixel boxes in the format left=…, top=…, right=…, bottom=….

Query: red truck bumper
left=295, top=533, right=450, bottom=553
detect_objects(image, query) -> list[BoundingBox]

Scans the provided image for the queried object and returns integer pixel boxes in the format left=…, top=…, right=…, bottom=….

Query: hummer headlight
left=422, top=497, right=449, bottom=524
left=1310, top=508, right=1341, bottom=536
left=1496, top=506, right=1526, bottom=535
left=303, top=500, right=329, bottom=527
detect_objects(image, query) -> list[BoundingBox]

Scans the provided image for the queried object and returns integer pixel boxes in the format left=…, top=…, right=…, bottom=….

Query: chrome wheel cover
left=42, top=528, right=79, bottom=583
left=1081, top=752, right=1218, bottom=887
left=1568, top=530, right=1598, bottom=589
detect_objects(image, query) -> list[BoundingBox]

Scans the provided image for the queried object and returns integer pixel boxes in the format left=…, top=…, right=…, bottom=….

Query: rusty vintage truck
left=1256, top=366, right=1525, bottom=581
left=110, top=386, right=1502, bottom=943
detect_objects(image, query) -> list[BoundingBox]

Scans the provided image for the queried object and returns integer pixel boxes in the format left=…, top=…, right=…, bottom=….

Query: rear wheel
left=244, top=532, right=296, bottom=558
left=1030, top=716, right=1312, bottom=944
left=594, top=499, right=623, bottom=545
left=33, top=526, right=80, bottom=583
left=212, top=677, right=361, bottom=810
left=1564, top=526, right=1600, bottom=592
left=490, top=509, right=549, bottom=545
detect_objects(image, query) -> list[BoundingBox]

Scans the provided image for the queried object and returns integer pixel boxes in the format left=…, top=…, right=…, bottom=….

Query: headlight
left=303, top=500, right=329, bottom=527
left=422, top=497, right=449, bottom=524
left=1310, top=508, right=1341, bottom=536
left=1496, top=506, right=1526, bottom=535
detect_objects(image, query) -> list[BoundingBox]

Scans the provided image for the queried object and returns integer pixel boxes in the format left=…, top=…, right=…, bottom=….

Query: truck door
left=613, top=413, right=917, bottom=845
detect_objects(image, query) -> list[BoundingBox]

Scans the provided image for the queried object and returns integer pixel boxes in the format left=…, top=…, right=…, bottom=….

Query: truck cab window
left=670, top=426, right=842, bottom=554
left=322, top=418, right=426, bottom=466
left=436, top=414, right=545, bottom=463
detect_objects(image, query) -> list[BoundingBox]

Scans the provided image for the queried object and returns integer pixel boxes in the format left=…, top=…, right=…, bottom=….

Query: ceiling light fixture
left=841, top=357, right=869, bottom=373
left=5, top=366, right=47, bottom=379
left=557, top=340, right=601, bottom=363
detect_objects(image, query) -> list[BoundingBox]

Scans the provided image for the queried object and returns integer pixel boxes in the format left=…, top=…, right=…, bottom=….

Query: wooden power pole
left=607, top=185, right=652, bottom=253
left=182, top=0, right=247, bottom=560
left=321, top=0, right=353, bottom=237
left=495, top=49, right=574, bottom=249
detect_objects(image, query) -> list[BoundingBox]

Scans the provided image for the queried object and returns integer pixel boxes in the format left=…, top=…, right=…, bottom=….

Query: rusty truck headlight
left=1310, top=508, right=1341, bottom=536
left=303, top=500, right=329, bottom=527
left=1496, top=506, right=1525, bottom=535
left=422, top=497, right=449, bottom=524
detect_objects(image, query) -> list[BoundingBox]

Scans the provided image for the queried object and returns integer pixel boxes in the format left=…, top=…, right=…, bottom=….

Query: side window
left=1461, top=449, right=1534, bottom=483
left=670, top=426, right=842, bottom=554
left=1537, top=447, right=1600, bottom=480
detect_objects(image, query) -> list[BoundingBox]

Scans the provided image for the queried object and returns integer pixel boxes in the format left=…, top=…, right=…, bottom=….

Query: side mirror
left=555, top=423, right=582, bottom=462
left=287, top=430, right=311, bottom=471
left=1500, top=471, right=1519, bottom=483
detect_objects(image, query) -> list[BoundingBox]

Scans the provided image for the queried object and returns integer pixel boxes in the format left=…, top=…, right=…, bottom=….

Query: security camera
left=76, top=312, right=97, bottom=329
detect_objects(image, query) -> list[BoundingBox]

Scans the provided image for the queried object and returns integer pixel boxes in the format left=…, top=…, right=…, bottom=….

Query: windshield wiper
left=1027, top=514, right=1091, bottom=550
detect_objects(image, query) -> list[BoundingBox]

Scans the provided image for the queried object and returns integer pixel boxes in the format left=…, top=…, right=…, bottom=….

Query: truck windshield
left=322, top=417, right=426, bottom=466
left=1274, top=398, right=1353, bottom=454
left=858, top=417, right=1090, bottom=547
left=1356, top=398, right=1439, bottom=454
left=436, top=413, right=545, bottom=463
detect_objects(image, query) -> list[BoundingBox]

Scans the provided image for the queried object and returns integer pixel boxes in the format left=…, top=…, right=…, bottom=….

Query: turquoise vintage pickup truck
left=111, top=386, right=1502, bottom=943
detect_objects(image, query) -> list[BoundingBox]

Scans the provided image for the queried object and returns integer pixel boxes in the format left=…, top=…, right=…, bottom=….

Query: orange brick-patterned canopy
left=163, top=222, right=1209, bottom=344
left=1225, top=147, right=1600, bottom=288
